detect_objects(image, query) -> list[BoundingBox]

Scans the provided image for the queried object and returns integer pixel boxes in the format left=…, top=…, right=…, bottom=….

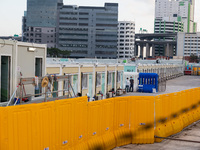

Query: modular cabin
left=0, top=39, right=46, bottom=105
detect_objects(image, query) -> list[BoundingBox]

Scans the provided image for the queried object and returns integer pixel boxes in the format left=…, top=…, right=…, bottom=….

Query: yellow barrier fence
left=130, top=96, right=154, bottom=144
left=0, top=88, right=200, bottom=150
left=155, top=87, right=200, bottom=142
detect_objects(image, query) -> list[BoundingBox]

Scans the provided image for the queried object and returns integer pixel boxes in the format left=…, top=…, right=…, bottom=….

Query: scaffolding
left=7, top=74, right=76, bottom=106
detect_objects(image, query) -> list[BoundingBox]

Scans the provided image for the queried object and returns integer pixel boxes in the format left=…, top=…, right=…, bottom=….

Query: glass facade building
left=57, top=3, right=118, bottom=58
left=26, top=0, right=62, bottom=27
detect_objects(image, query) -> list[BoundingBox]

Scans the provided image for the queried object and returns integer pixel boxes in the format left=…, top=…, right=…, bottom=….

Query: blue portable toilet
left=138, top=73, right=159, bottom=93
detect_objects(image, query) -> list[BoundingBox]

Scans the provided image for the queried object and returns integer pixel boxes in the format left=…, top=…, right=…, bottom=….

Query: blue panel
left=138, top=73, right=159, bottom=93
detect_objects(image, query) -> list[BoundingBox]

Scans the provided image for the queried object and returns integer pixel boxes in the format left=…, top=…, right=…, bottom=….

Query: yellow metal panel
left=7, top=104, right=38, bottom=150
left=63, top=67, right=79, bottom=74
left=117, top=66, right=124, bottom=71
left=81, top=67, right=93, bottom=73
left=55, top=98, right=75, bottom=150
left=130, top=96, right=154, bottom=144
left=107, top=66, right=115, bottom=71
left=46, top=67, right=60, bottom=74
left=95, top=67, right=105, bottom=72
left=87, top=101, right=104, bottom=150
left=101, top=98, right=116, bottom=150
left=114, top=97, right=131, bottom=147
left=73, top=97, right=88, bottom=150
left=36, top=102, right=55, bottom=150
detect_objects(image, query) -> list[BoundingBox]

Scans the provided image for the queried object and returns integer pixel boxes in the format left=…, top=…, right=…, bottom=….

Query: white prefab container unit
left=0, top=39, right=46, bottom=104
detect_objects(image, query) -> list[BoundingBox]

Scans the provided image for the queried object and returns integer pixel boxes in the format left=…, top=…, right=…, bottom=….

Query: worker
left=125, top=78, right=130, bottom=92
left=130, top=76, right=134, bottom=92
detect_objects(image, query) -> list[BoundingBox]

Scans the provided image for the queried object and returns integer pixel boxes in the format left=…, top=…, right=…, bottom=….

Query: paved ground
left=124, top=75, right=200, bottom=96
left=114, top=76, right=200, bottom=150
left=114, top=121, right=200, bottom=150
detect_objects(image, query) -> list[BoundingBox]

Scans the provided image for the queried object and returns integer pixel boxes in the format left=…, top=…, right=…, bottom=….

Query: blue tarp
left=138, top=73, right=159, bottom=93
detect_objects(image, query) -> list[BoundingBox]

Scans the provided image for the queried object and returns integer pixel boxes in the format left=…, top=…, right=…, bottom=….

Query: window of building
left=96, top=73, right=101, bottom=87
left=117, top=72, right=121, bottom=83
left=108, top=73, right=112, bottom=85
left=82, top=74, right=88, bottom=89
left=64, top=75, right=72, bottom=92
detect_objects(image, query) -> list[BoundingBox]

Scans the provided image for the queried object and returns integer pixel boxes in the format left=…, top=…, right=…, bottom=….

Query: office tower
left=57, top=3, right=118, bottom=58
left=177, top=32, right=200, bottom=57
left=22, top=0, right=62, bottom=48
left=117, top=21, right=135, bottom=59
left=23, top=2, right=118, bottom=58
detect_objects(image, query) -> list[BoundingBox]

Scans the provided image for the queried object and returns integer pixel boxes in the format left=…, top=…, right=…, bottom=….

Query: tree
left=47, top=48, right=71, bottom=58
left=190, top=54, right=198, bottom=63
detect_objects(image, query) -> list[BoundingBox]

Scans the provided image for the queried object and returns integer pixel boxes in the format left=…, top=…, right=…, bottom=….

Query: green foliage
left=190, top=54, right=199, bottom=63
left=47, top=48, right=71, bottom=58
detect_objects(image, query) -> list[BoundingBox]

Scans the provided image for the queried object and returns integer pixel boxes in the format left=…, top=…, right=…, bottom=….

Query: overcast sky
left=0, top=0, right=199, bottom=36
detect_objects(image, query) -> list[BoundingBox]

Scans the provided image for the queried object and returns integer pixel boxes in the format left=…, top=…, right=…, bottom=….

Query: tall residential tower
left=117, top=21, right=135, bottom=59
left=154, top=0, right=196, bottom=56
left=155, top=0, right=196, bottom=33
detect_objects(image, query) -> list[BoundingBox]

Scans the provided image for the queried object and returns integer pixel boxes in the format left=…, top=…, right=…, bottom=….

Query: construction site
left=0, top=40, right=200, bottom=150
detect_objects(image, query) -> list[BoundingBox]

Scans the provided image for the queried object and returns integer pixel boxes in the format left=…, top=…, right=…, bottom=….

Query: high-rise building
left=22, top=0, right=62, bottom=47
left=57, top=3, right=118, bottom=58
left=177, top=32, right=200, bottom=57
left=154, top=0, right=196, bottom=56
left=22, top=1, right=118, bottom=59
left=117, top=21, right=135, bottom=59
left=155, top=0, right=196, bottom=33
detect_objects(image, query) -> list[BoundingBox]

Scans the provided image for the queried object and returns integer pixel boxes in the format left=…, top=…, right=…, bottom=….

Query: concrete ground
left=124, top=75, right=200, bottom=96
left=114, top=121, right=200, bottom=150
left=114, top=76, right=200, bottom=150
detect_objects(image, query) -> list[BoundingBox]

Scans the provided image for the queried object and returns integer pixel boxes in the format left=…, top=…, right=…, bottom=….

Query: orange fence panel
left=87, top=101, right=104, bottom=150
left=170, top=92, right=183, bottom=135
left=36, top=102, right=55, bottom=150
left=0, top=107, right=8, bottom=150
left=55, top=98, right=75, bottom=150
left=101, top=98, right=116, bottom=150
left=155, top=94, right=173, bottom=142
left=73, top=97, right=88, bottom=150
left=130, top=96, right=154, bottom=144
left=6, top=104, right=38, bottom=150
left=113, top=96, right=131, bottom=147
left=1, top=88, right=200, bottom=148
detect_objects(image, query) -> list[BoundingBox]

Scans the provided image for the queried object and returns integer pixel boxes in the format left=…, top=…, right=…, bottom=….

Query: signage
left=124, top=66, right=136, bottom=72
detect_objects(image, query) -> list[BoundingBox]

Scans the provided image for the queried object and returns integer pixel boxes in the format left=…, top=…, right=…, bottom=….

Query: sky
left=0, top=0, right=200, bottom=36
